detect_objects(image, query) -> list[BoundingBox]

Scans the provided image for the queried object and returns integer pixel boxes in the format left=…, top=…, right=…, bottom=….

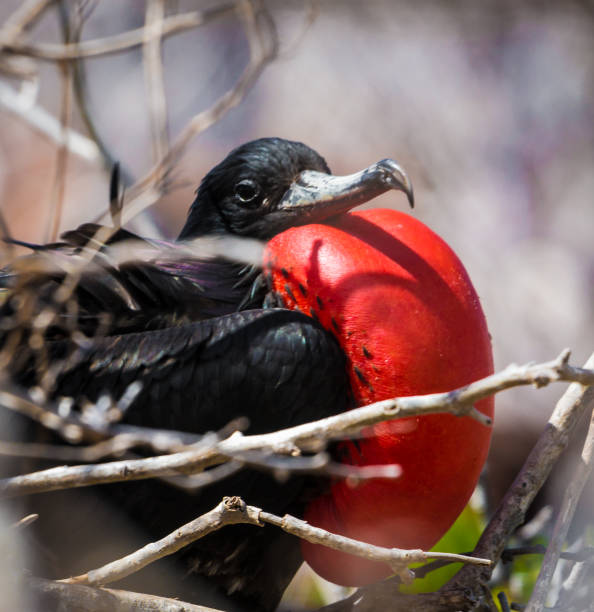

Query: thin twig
left=323, top=353, right=594, bottom=612
left=159, top=460, right=245, bottom=491
left=55, top=0, right=129, bottom=185
left=527, top=359, right=594, bottom=610
left=2, top=351, right=593, bottom=499
left=446, top=353, right=594, bottom=588
left=278, top=0, right=319, bottom=57
left=259, top=509, right=490, bottom=583
left=63, top=496, right=261, bottom=586
left=0, top=435, right=175, bottom=463
left=14, top=224, right=124, bottom=376
left=502, top=545, right=594, bottom=564
left=0, top=0, right=53, bottom=45
left=0, top=0, right=51, bottom=79
left=0, top=4, right=247, bottom=174
left=228, top=448, right=401, bottom=481
left=143, top=0, right=169, bottom=166
left=46, top=5, right=74, bottom=242
left=0, top=386, right=87, bottom=443
left=498, top=591, right=512, bottom=612
left=0, top=381, right=206, bottom=449
left=95, top=0, right=279, bottom=226
left=166, top=0, right=276, bottom=165
left=0, top=80, right=100, bottom=162
left=28, top=576, right=221, bottom=612
left=1, top=6, right=236, bottom=60
left=12, top=513, right=39, bottom=529
left=63, top=497, right=489, bottom=588
left=0, top=443, right=221, bottom=499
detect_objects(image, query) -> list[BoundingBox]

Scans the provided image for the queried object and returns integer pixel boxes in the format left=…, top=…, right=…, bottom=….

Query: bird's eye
left=235, top=179, right=260, bottom=204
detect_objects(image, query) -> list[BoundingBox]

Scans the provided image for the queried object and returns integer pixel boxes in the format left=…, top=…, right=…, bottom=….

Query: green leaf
left=400, top=502, right=485, bottom=594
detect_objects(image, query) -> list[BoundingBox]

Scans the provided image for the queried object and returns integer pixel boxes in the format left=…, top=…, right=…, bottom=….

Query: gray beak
left=276, top=158, right=414, bottom=225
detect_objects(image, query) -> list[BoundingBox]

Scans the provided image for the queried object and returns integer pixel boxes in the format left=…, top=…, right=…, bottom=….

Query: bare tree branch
left=46, top=10, right=74, bottom=242
left=143, top=0, right=169, bottom=166
left=0, top=2, right=278, bottom=246
left=259, top=509, right=490, bottom=582
left=0, top=378, right=243, bottom=452
left=64, top=497, right=261, bottom=587
left=61, top=497, right=489, bottom=589
left=527, top=355, right=594, bottom=611
left=468, top=352, right=594, bottom=570
left=0, top=0, right=54, bottom=46
left=0, top=79, right=100, bottom=162
left=0, top=2, right=269, bottom=182
left=28, top=576, right=222, bottom=612
left=0, top=0, right=50, bottom=78
left=2, top=350, right=593, bottom=501
left=0, top=6, right=236, bottom=60
left=106, top=0, right=279, bottom=227
left=1, top=5, right=592, bottom=609
left=317, top=352, right=594, bottom=611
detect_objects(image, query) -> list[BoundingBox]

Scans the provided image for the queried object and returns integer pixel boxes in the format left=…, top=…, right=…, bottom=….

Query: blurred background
left=0, top=1, right=593, bottom=609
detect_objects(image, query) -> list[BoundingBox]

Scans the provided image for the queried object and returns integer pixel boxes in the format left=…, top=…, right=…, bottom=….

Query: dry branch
left=0, top=440, right=220, bottom=498
left=29, top=576, right=221, bottom=612
left=0, top=0, right=50, bottom=78
left=0, top=80, right=100, bottom=162
left=143, top=0, right=169, bottom=165
left=62, top=496, right=489, bottom=589
left=0, top=0, right=54, bottom=46
left=0, top=6, right=236, bottom=60
left=1, top=5, right=592, bottom=610
left=64, top=497, right=261, bottom=587
left=317, top=352, right=594, bottom=611
left=46, top=54, right=73, bottom=242
left=2, top=350, right=593, bottom=499
left=526, top=354, right=594, bottom=610
left=0, top=1, right=275, bottom=199
left=105, top=0, right=279, bottom=227
left=0, top=380, right=205, bottom=450
left=259, top=510, right=490, bottom=582
left=469, top=353, right=594, bottom=569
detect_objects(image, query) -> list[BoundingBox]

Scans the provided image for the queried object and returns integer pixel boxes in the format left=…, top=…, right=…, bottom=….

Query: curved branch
left=1, top=350, right=593, bottom=499
left=527, top=361, right=594, bottom=610
left=28, top=576, right=219, bottom=612
left=106, top=0, right=279, bottom=226
left=311, top=352, right=594, bottom=611
left=0, top=6, right=236, bottom=60
left=63, top=497, right=489, bottom=588
left=64, top=497, right=261, bottom=587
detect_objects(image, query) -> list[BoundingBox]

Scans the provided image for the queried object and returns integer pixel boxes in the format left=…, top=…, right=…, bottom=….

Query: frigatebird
left=1, top=138, right=414, bottom=611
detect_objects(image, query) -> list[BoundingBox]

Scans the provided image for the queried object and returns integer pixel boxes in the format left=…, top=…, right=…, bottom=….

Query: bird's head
left=178, top=137, right=413, bottom=241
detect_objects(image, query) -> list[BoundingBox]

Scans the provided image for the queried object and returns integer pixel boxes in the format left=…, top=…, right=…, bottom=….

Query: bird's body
left=1, top=138, right=492, bottom=611
left=53, top=309, right=350, bottom=611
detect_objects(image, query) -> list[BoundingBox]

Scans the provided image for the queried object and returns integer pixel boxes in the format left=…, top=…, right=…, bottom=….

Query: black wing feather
left=13, top=308, right=350, bottom=611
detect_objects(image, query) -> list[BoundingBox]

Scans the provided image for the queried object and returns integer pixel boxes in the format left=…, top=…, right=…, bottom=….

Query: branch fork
left=61, top=495, right=490, bottom=590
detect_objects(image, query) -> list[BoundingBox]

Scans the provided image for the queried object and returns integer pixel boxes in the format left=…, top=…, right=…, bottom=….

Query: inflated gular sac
left=264, top=208, right=494, bottom=586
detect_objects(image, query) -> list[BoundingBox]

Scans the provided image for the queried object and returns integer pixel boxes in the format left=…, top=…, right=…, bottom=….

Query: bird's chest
left=264, top=208, right=494, bottom=586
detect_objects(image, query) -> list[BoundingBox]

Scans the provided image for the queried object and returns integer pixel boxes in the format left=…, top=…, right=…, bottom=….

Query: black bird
left=1, top=138, right=413, bottom=611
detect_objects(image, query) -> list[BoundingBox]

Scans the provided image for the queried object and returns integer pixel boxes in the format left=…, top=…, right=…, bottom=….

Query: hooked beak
left=276, top=158, right=414, bottom=226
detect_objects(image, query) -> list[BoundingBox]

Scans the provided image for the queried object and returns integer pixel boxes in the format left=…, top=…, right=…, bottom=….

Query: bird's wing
left=15, top=308, right=349, bottom=610
left=42, top=308, right=349, bottom=434
left=1, top=224, right=256, bottom=337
